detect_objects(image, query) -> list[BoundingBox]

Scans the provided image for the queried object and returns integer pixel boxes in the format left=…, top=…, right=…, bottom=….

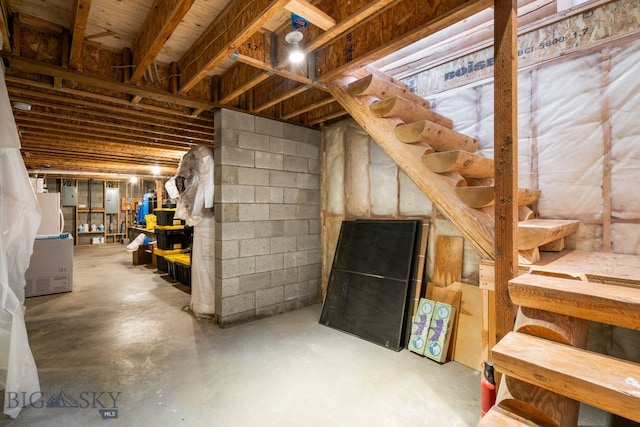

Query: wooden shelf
left=77, top=231, right=105, bottom=235
left=77, top=208, right=105, bottom=212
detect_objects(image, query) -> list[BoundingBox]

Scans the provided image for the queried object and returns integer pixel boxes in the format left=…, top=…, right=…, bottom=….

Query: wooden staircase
left=478, top=273, right=640, bottom=425
left=327, top=72, right=580, bottom=263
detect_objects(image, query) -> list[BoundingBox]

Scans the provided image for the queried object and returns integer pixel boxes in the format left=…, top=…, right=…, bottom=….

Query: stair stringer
left=327, top=76, right=495, bottom=260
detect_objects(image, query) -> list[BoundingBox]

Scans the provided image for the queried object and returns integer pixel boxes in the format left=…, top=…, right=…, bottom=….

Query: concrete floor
left=1, top=245, right=609, bottom=426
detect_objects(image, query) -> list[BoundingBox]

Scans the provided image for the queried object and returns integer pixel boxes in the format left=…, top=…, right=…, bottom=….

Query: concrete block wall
left=214, top=109, right=322, bottom=326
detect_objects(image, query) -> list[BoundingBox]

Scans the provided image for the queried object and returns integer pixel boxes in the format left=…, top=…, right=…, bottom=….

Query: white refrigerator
left=35, top=192, right=64, bottom=235
left=26, top=192, right=73, bottom=297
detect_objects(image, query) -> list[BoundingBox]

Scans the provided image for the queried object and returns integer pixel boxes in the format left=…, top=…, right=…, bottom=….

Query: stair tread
left=394, top=120, right=478, bottom=152
left=370, top=95, right=453, bottom=128
left=422, top=150, right=494, bottom=178
left=455, top=186, right=540, bottom=208
left=509, top=272, right=640, bottom=330
left=518, top=219, right=580, bottom=250
left=478, top=405, right=541, bottom=426
left=492, top=331, right=640, bottom=423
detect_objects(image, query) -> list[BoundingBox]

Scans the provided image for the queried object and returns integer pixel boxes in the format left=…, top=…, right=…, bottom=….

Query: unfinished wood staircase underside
left=327, top=72, right=579, bottom=262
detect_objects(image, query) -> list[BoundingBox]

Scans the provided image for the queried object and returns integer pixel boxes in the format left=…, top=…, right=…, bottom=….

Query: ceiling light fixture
left=151, top=166, right=161, bottom=176
left=285, top=30, right=305, bottom=64
left=12, top=101, right=32, bottom=111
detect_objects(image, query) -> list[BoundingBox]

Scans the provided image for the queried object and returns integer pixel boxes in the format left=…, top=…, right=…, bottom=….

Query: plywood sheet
left=448, top=282, right=483, bottom=371
left=433, top=235, right=463, bottom=287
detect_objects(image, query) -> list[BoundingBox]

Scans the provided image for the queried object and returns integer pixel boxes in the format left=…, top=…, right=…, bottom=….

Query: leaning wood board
left=411, top=221, right=430, bottom=317
left=447, top=282, right=483, bottom=371
left=432, top=235, right=463, bottom=287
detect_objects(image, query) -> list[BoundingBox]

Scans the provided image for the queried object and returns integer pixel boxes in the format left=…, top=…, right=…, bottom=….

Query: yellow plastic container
left=145, top=214, right=157, bottom=230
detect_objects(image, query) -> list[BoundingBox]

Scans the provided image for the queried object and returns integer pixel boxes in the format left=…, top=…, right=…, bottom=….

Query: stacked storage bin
left=154, top=208, right=192, bottom=281
left=154, top=248, right=188, bottom=273
left=165, top=253, right=192, bottom=287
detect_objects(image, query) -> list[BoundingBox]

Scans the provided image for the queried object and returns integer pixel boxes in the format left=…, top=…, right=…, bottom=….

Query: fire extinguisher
left=480, top=360, right=496, bottom=417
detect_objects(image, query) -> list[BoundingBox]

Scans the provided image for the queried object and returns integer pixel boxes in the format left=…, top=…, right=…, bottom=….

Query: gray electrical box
left=62, top=185, right=76, bottom=206
left=105, top=188, right=119, bottom=214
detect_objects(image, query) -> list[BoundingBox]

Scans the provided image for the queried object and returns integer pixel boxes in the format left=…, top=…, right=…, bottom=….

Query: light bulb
left=288, top=44, right=305, bottom=63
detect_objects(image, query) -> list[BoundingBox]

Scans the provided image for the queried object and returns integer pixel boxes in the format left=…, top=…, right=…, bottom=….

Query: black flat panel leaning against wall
left=320, top=220, right=420, bottom=351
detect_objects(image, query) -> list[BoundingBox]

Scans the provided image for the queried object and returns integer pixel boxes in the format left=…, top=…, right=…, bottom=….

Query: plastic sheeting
left=0, top=60, right=41, bottom=418
left=167, top=145, right=215, bottom=317
left=190, top=213, right=215, bottom=318
left=169, top=145, right=214, bottom=227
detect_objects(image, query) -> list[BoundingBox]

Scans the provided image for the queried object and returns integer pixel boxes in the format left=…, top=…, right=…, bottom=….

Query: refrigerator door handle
left=58, top=208, right=64, bottom=233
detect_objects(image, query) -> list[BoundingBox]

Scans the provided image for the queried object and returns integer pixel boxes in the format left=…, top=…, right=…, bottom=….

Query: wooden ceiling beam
left=236, top=53, right=321, bottom=88
left=177, top=0, right=289, bottom=94
left=20, top=137, right=185, bottom=160
left=254, top=84, right=307, bottom=113
left=280, top=88, right=334, bottom=120
left=14, top=109, right=212, bottom=144
left=69, top=0, right=92, bottom=71
left=0, top=0, right=10, bottom=51
left=7, top=90, right=213, bottom=138
left=284, top=0, right=336, bottom=30
left=315, top=0, right=493, bottom=82
left=1, top=54, right=217, bottom=111
left=130, top=0, right=196, bottom=84
left=218, top=62, right=270, bottom=104
left=234, top=1, right=398, bottom=90
left=5, top=77, right=215, bottom=131
left=20, top=145, right=180, bottom=167
left=253, top=77, right=308, bottom=113
left=305, top=100, right=346, bottom=125
left=16, top=122, right=194, bottom=150
left=302, top=0, right=397, bottom=54
left=22, top=155, right=178, bottom=176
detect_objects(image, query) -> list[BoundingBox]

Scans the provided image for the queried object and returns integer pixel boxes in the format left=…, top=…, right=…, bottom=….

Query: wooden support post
left=170, top=62, right=179, bottom=95
left=493, top=0, right=519, bottom=362
left=155, top=179, right=163, bottom=210
left=122, top=47, right=131, bottom=84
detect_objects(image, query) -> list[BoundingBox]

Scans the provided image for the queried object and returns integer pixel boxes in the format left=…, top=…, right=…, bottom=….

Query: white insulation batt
left=428, top=37, right=640, bottom=254
left=344, top=124, right=370, bottom=216
left=322, top=37, right=640, bottom=289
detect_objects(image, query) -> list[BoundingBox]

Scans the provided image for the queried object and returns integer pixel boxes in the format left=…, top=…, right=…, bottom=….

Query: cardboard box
left=425, top=302, right=456, bottom=363
left=408, top=298, right=435, bottom=355
left=25, top=237, right=73, bottom=297
left=132, top=243, right=155, bottom=265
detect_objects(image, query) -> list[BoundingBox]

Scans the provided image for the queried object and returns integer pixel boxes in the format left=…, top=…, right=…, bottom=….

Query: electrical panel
left=62, top=185, right=76, bottom=206
left=105, top=188, right=119, bottom=214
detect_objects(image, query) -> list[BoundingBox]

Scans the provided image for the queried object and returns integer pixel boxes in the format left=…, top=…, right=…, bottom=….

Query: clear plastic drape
left=0, top=55, right=41, bottom=417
